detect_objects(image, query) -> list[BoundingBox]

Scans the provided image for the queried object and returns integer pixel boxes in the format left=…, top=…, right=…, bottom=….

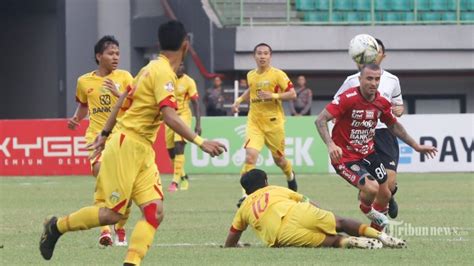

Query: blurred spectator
left=238, top=78, right=249, bottom=116
left=204, top=76, right=226, bottom=116
left=289, top=75, right=312, bottom=116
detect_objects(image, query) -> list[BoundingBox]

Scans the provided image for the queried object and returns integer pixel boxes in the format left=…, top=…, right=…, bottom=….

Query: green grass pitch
left=1, top=173, right=473, bottom=265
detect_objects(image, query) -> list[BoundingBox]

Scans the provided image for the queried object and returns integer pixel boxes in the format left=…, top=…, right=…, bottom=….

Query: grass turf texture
left=1, top=173, right=473, bottom=265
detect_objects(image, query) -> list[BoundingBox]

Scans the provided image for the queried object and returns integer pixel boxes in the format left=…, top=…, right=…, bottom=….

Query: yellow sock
left=172, top=155, right=184, bottom=184
left=100, top=226, right=111, bottom=233
left=124, top=220, right=157, bottom=265
left=115, top=206, right=131, bottom=230
left=240, top=163, right=255, bottom=176
left=359, top=224, right=380, bottom=238
left=56, top=206, right=101, bottom=233
left=281, top=160, right=294, bottom=181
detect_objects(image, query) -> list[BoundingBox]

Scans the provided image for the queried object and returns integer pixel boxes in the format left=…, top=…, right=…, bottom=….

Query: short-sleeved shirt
left=334, top=69, right=403, bottom=129
left=117, top=55, right=177, bottom=143
left=326, top=87, right=397, bottom=163
left=231, top=186, right=304, bottom=247
left=175, top=74, right=199, bottom=116
left=247, top=67, right=294, bottom=122
left=75, top=69, right=133, bottom=143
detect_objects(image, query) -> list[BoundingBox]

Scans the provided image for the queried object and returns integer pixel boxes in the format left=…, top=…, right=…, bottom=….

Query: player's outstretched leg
left=321, top=235, right=382, bottom=249
left=335, top=216, right=406, bottom=249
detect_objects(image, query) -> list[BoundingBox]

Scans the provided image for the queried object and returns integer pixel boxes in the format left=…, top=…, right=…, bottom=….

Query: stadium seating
left=213, top=0, right=474, bottom=25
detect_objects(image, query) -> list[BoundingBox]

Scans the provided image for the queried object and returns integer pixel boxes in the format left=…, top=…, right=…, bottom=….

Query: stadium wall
left=1, top=115, right=472, bottom=176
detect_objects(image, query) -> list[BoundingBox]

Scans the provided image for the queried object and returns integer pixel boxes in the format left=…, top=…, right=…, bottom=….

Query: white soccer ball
left=348, top=34, right=380, bottom=65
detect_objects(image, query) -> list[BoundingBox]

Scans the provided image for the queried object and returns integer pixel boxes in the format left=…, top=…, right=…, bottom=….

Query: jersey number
left=374, top=163, right=387, bottom=180
left=99, top=95, right=111, bottom=105
left=251, top=193, right=269, bottom=220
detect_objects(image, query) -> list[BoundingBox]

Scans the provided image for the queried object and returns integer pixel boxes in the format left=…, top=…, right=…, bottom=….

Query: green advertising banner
left=185, top=116, right=329, bottom=174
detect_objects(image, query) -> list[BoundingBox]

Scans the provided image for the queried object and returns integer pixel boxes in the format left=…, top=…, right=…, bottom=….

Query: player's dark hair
left=240, top=169, right=268, bottom=195
left=375, top=38, right=385, bottom=54
left=94, top=35, right=119, bottom=64
left=253, top=43, right=272, bottom=54
left=360, top=63, right=381, bottom=75
left=158, top=20, right=187, bottom=51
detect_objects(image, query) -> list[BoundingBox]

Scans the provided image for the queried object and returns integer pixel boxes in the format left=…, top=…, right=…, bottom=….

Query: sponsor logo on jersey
left=350, top=164, right=361, bottom=172
left=352, top=110, right=364, bottom=119
left=87, top=88, right=94, bottom=94
left=92, top=106, right=111, bottom=114
left=366, top=110, right=375, bottom=119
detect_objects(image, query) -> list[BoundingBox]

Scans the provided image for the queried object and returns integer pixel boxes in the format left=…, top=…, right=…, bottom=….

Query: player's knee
left=272, top=155, right=285, bottom=167
left=100, top=208, right=122, bottom=225
left=245, top=153, right=257, bottom=164
left=360, top=177, right=379, bottom=196
left=143, top=202, right=163, bottom=229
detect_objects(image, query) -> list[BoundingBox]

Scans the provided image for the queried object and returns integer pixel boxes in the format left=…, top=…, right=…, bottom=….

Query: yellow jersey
left=231, top=186, right=304, bottom=247
left=75, top=69, right=133, bottom=143
left=117, top=55, right=177, bottom=143
left=247, top=67, right=293, bottom=122
left=175, top=74, right=199, bottom=116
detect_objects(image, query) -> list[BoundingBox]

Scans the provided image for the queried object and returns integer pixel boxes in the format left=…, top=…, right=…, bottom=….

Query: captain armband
left=271, top=93, right=280, bottom=99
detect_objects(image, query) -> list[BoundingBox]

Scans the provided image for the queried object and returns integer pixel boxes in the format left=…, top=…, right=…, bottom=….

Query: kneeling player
left=224, top=169, right=406, bottom=249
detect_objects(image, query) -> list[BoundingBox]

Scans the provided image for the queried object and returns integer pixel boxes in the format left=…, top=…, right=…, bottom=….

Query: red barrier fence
left=0, top=119, right=172, bottom=176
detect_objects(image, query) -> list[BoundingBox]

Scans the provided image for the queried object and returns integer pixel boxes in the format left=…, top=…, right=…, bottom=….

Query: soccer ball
left=348, top=34, right=380, bottom=65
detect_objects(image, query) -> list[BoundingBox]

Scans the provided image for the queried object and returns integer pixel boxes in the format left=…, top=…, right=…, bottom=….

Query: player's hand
left=194, top=125, right=202, bottom=136
left=236, top=242, right=251, bottom=248
left=391, top=105, right=404, bottom=117
left=103, top=78, right=120, bottom=97
left=328, top=142, right=343, bottom=163
left=67, top=116, right=80, bottom=130
left=414, top=144, right=438, bottom=159
left=200, top=140, right=227, bottom=157
left=85, top=134, right=107, bottom=159
left=231, top=102, right=240, bottom=114
left=257, top=90, right=272, bottom=100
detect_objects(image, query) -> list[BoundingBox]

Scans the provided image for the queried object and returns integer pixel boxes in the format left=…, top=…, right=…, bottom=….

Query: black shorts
left=333, top=153, right=388, bottom=187
left=374, top=128, right=399, bottom=171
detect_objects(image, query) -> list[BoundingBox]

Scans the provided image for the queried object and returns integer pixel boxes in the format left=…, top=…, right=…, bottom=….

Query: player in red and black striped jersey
left=315, top=64, right=437, bottom=230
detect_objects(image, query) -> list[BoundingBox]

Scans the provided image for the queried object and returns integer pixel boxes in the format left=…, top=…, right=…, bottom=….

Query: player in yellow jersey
left=165, top=63, right=201, bottom=192
left=67, top=35, right=133, bottom=248
left=224, top=169, right=406, bottom=249
left=232, top=43, right=297, bottom=192
left=40, top=21, right=226, bottom=265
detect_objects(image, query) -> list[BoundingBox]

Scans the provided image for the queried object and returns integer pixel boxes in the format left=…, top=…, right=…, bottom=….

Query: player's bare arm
left=232, top=88, right=250, bottom=114
left=162, top=106, right=227, bottom=157
left=191, top=98, right=202, bottom=135
left=315, top=109, right=343, bottom=163
left=86, top=90, right=129, bottom=158
left=391, top=104, right=404, bottom=117
left=68, top=104, right=88, bottom=130
left=224, top=230, right=243, bottom=248
left=102, top=78, right=120, bottom=97
left=388, top=121, right=437, bottom=158
left=257, top=89, right=296, bottom=101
